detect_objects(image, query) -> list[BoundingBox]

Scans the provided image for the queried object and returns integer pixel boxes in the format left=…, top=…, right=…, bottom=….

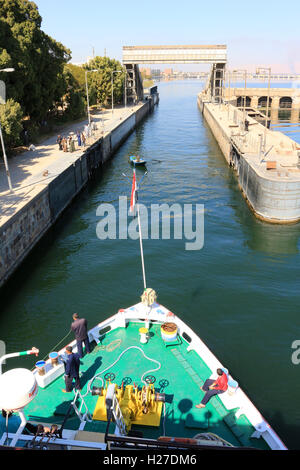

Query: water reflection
left=246, top=220, right=300, bottom=255
left=269, top=109, right=300, bottom=144
left=229, top=177, right=300, bottom=255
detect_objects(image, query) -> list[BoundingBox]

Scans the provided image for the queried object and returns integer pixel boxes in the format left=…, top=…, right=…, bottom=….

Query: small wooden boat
left=129, top=155, right=146, bottom=167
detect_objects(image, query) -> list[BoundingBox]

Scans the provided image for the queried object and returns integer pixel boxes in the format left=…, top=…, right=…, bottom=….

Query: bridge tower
left=124, top=63, right=144, bottom=104
left=208, top=63, right=226, bottom=103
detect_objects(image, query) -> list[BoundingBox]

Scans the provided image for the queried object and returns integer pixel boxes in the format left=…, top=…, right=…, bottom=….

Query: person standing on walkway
left=81, top=132, right=86, bottom=147
left=69, top=135, right=75, bottom=153
left=77, top=130, right=81, bottom=147
left=56, top=135, right=63, bottom=151
left=62, top=346, right=81, bottom=393
left=24, top=129, right=29, bottom=147
left=195, top=369, right=228, bottom=408
left=62, top=137, right=68, bottom=152
left=71, top=313, right=91, bottom=358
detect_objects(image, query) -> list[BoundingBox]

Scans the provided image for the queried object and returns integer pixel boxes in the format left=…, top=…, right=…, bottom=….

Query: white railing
left=72, top=390, right=93, bottom=427
left=0, top=433, right=107, bottom=450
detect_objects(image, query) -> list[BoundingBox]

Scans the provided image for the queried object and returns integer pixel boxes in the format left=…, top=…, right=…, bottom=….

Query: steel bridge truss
left=122, top=45, right=227, bottom=104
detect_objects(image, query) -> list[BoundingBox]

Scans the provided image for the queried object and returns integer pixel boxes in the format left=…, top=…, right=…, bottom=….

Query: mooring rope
left=31, top=329, right=73, bottom=370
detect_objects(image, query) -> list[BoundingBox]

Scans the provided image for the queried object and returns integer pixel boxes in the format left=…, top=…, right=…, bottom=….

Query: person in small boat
left=195, top=368, right=228, bottom=408
left=71, top=313, right=91, bottom=358
left=136, top=155, right=140, bottom=162
left=62, top=346, right=81, bottom=393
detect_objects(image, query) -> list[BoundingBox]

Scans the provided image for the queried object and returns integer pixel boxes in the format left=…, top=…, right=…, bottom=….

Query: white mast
left=135, top=169, right=147, bottom=290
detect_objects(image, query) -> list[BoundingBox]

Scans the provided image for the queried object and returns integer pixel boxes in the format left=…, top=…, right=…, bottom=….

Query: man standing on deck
left=62, top=346, right=81, bottom=393
left=71, top=313, right=91, bottom=358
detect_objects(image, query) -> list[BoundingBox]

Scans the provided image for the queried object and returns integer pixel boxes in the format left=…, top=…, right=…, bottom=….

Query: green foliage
left=0, top=98, right=23, bottom=152
left=0, top=1, right=127, bottom=153
left=0, top=0, right=71, bottom=122
left=64, top=64, right=86, bottom=89
left=60, top=65, right=86, bottom=120
left=85, top=57, right=125, bottom=107
left=143, top=79, right=154, bottom=89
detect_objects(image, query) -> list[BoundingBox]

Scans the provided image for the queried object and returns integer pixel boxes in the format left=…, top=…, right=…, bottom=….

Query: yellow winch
left=93, top=381, right=165, bottom=431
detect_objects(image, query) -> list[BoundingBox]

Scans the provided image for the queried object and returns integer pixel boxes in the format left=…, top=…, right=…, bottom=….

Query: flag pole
left=136, top=173, right=147, bottom=290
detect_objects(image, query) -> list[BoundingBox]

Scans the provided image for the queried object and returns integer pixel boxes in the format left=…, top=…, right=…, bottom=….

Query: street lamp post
left=85, top=69, right=98, bottom=126
left=256, top=67, right=271, bottom=154
left=227, top=69, right=231, bottom=119
left=124, top=68, right=127, bottom=109
left=111, top=70, right=123, bottom=114
left=233, top=69, right=248, bottom=131
left=0, top=68, right=15, bottom=193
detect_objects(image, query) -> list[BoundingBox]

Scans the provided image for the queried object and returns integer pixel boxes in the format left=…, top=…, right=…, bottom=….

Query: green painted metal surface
left=25, top=322, right=269, bottom=449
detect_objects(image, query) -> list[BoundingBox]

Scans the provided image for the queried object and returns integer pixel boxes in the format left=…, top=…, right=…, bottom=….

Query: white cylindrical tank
left=0, top=368, right=38, bottom=411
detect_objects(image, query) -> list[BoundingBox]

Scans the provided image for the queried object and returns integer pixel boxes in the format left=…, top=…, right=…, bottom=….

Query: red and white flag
left=130, top=170, right=137, bottom=214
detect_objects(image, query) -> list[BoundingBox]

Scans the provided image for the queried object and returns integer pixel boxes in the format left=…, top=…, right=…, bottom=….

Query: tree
left=0, top=0, right=71, bottom=122
left=61, top=65, right=86, bottom=120
left=85, top=57, right=125, bottom=107
left=0, top=99, right=23, bottom=153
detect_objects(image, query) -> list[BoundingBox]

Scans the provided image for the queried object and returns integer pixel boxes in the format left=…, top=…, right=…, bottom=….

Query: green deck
left=25, top=322, right=269, bottom=449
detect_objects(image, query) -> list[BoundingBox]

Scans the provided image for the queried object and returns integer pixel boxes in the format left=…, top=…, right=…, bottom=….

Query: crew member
left=195, top=368, right=228, bottom=408
left=62, top=346, right=81, bottom=393
left=71, top=313, right=90, bottom=358
left=1, top=410, right=57, bottom=436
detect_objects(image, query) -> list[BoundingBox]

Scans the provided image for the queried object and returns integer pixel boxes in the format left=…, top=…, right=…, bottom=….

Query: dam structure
left=198, top=63, right=300, bottom=224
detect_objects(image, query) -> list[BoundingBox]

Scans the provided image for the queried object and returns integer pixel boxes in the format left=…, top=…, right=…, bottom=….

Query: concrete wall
left=238, top=157, right=300, bottom=222
left=0, top=97, right=158, bottom=288
left=111, top=114, right=136, bottom=152
left=0, top=187, right=51, bottom=286
left=48, top=155, right=89, bottom=221
left=200, top=98, right=231, bottom=163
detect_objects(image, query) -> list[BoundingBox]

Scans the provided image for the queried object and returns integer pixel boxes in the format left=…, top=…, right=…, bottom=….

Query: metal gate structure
left=122, top=45, right=227, bottom=103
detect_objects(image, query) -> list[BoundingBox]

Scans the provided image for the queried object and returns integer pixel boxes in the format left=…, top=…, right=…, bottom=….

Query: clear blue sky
left=35, top=0, right=300, bottom=72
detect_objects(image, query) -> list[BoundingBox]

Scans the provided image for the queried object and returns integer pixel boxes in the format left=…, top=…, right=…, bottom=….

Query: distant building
left=151, top=69, right=162, bottom=78
left=140, top=67, right=152, bottom=78
left=163, top=68, right=173, bottom=76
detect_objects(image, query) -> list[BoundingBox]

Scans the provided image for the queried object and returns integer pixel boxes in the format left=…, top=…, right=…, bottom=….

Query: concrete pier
left=0, top=94, right=159, bottom=288
left=198, top=92, right=300, bottom=224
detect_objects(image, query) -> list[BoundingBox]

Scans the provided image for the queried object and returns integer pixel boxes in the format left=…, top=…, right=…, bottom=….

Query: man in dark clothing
left=56, top=134, right=63, bottom=150
left=62, top=346, right=81, bottom=393
left=71, top=313, right=90, bottom=358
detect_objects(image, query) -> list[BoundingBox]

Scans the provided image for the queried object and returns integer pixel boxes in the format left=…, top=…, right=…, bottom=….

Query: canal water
left=1, top=80, right=300, bottom=449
